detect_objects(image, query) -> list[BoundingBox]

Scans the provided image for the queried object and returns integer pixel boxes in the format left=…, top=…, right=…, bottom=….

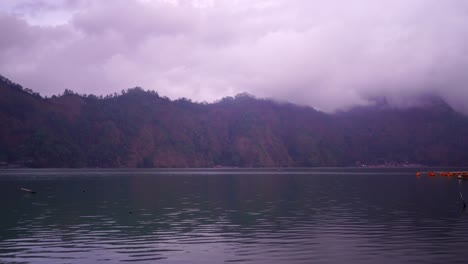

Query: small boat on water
left=20, top=187, right=36, bottom=194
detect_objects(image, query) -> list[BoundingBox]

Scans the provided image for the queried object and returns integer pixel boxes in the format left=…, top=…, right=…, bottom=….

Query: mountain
left=1, top=75, right=467, bottom=168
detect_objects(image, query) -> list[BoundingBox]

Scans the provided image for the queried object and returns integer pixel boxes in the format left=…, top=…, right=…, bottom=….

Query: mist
left=1, top=0, right=468, bottom=113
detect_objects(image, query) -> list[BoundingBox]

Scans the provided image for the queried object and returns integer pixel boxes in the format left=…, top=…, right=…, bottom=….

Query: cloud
left=1, top=0, right=468, bottom=113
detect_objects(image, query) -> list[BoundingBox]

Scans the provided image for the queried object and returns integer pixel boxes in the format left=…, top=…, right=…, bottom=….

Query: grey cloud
left=1, top=0, right=468, bottom=113
left=72, top=0, right=194, bottom=39
left=0, top=14, right=34, bottom=49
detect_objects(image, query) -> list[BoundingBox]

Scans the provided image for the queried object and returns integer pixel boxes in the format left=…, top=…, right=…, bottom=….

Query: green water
left=0, top=168, right=467, bottom=263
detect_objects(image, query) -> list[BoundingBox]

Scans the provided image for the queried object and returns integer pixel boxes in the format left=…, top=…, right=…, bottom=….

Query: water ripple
left=1, top=171, right=468, bottom=263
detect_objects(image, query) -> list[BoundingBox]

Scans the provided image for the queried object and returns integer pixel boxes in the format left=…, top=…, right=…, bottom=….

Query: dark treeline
left=1, top=74, right=468, bottom=168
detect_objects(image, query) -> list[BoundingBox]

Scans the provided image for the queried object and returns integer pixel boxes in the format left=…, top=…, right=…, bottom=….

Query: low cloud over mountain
left=1, top=0, right=468, bottom=113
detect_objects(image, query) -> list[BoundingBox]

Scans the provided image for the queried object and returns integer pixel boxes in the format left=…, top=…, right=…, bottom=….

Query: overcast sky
left=1, top=0, right=468, bottom=112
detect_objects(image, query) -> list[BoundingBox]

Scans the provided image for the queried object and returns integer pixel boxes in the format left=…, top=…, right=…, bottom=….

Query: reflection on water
left=0, top=169, right=467, bottom=263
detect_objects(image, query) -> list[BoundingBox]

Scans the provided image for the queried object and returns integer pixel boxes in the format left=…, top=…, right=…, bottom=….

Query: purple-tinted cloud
left=1, top=0, right=468, bottom=113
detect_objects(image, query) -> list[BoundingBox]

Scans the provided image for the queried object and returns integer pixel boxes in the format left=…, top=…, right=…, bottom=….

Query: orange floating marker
left=416, top=172, right=421, bottom=177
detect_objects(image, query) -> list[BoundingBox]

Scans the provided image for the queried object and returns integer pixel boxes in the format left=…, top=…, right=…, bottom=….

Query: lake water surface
left=1, top=168, right=467, bottom=263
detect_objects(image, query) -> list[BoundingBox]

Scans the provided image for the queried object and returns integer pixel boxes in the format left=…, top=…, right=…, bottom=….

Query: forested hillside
left=1, top=75, right=467, bottom=168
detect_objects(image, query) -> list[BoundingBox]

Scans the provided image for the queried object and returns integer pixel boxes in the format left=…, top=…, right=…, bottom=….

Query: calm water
left=0, top=168, right=467, bottom=264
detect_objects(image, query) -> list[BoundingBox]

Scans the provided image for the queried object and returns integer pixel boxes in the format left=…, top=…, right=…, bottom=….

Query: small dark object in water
left=82, top=190, right=86, bottom=193
left=460, top=192, right=466, bottom=208
left=20, top=188, right=36, bottom=194
left=129, top=211, right=133, bottom=214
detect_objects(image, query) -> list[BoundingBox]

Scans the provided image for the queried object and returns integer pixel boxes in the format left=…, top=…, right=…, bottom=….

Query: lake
left=0, top=168, right=467, bottom=264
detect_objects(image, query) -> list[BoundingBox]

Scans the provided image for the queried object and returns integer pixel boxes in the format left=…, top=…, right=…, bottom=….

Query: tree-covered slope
left=1, top=75, right=467, bottom=168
